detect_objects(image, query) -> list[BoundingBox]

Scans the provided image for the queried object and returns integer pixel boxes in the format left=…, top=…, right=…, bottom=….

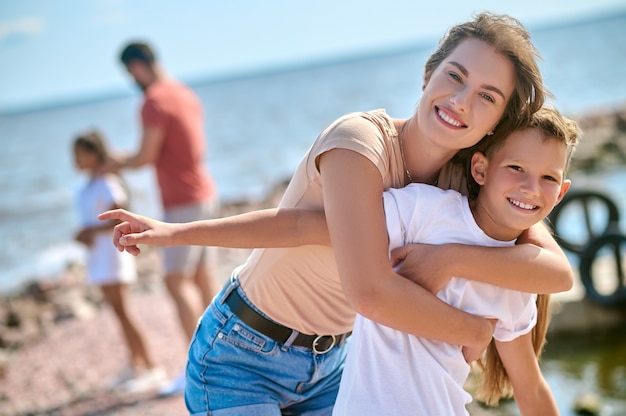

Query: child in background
left=73, top=131, right=166, bottom=394
left=332, top=106, right=579, bottom=415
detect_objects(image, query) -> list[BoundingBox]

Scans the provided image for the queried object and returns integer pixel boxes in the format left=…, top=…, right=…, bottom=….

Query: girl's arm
left=390, top=222, right=574, bottom=294
left=98, top=207, right=330, bottom=256
left=78, top=203, right=125, bottom=246
left=318, top=148, right=494, bottom=353
left=495, top=333, right=559, bottom=415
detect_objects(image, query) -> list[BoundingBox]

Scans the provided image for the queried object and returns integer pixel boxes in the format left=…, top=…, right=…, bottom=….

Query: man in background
left=109, top=41, right=220, bottom=396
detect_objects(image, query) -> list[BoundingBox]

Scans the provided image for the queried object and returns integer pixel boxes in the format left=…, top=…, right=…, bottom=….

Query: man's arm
left=108, top=126, right=164, bottom=170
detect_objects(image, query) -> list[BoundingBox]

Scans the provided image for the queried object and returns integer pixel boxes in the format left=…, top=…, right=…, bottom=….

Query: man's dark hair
left=119, top=42, right=157, bottom=66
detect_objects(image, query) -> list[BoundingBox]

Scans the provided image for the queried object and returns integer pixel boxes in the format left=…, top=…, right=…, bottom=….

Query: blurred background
left=2, top=1, right=626, bottom=414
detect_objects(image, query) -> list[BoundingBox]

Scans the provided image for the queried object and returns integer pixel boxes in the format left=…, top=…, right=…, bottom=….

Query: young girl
left=101, top=13, right=575, bottom=415
left=73, top=131, right=165, bottom=394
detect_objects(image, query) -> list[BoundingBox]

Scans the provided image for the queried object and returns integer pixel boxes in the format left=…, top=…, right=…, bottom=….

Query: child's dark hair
left=73, top=130, right=109, bottom=163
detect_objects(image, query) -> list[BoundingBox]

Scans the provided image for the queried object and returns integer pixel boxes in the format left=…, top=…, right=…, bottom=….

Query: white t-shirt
left=76, top=174, right=136, bottom=285
left=333, top=184, right=537, bottom=416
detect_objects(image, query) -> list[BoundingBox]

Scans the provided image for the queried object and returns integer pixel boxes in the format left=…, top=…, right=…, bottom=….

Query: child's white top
left=76, top=174, right=136, bottom=285
left=333, top=184, right=537, bottom=416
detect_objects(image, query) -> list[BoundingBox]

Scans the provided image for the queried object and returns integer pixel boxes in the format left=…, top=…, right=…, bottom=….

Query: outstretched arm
left=496, top=333, right=558, bottom=415
left=98, top=207, right=330, bottom=255
left=390, top=222, right=573, bottom=294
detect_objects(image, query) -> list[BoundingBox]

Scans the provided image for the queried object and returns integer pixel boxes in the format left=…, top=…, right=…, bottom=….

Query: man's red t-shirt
left=141, top=80, right=216, bottom=208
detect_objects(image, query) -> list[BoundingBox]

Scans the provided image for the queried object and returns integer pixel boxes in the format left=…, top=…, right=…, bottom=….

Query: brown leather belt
left=224, top=288, right=351, bottom=354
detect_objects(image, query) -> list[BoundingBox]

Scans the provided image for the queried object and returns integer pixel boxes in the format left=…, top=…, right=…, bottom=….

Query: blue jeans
left=185, top=277, right=350, bottom=415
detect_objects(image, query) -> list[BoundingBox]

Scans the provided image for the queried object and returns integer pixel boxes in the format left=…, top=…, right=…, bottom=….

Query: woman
left=102, top=12, right=572, bottom=415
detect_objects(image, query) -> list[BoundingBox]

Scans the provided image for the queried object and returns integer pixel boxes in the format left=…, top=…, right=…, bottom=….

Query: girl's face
left=470, top=128, right=571, bottom=241
left=74, top=146, right=98, bottom=172
left=418, top=38, right=516, bottom=153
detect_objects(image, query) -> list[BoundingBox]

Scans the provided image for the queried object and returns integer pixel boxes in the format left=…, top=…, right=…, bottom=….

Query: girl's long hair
left=473, top=294, right=551, bottom=405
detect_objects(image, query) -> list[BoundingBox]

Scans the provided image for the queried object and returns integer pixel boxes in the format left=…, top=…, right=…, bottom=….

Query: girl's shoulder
left=96, top=173, right=129, bottom=195
left=93, top=173, right=122, bottom=186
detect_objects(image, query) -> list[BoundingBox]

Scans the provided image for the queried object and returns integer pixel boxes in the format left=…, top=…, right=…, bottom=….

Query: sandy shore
left=1, top=104, right=625, bottom=415
left=0, top=245, right=252, bottom=416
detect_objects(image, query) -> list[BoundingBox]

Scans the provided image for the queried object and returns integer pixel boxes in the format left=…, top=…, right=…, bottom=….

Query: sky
left=1, top=0, right=626, bottom=112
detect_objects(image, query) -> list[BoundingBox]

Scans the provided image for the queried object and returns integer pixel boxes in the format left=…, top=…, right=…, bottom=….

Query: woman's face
left=418, top=38, right=516, bottom=153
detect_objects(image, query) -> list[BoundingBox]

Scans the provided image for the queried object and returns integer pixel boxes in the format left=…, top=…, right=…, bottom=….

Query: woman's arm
left=318, top=148, right=494, bottom=352
left=496, top=333, right=559, bottom=415
left=390, top=222, right=574, bottom=294
left=98, top=207, right=330, bottom=256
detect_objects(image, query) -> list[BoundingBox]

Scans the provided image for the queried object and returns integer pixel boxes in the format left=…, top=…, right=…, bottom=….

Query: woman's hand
left=461, top=318, right=497, bottom=363
left=98, top=209, right=176, bottom=255
left=390, top=243, right=453, bottom=294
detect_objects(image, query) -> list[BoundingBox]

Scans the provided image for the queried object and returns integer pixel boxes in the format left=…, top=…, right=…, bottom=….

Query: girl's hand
left=75, top=228, right=94, bottom=247
left=390, top=243, right=453, bottom=294
left=98, top=209, right=175, bottom=255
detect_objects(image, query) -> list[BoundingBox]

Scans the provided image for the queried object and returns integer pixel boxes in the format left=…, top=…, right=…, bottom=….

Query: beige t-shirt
left=238, top=109, right=407, bottom=335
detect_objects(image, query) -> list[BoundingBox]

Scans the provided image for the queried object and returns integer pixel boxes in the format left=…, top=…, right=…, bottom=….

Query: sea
left=1, top=10, right=626, bottom=295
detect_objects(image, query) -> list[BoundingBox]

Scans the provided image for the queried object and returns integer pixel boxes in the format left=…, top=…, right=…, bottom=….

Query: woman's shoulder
left=321, top=109, right=398, bottom=144
left=305, top=109, right=399, bottom=178
left=334, top=108, right=393, bottom=128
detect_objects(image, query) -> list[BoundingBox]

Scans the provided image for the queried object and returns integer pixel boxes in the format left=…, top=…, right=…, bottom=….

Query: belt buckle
left=312, top=334, right=336, bottom=354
